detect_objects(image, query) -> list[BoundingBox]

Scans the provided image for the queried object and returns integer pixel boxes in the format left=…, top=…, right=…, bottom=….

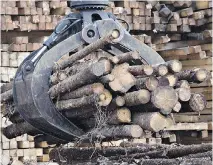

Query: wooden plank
left=165, top=123, right=208, bottom=131
left=181, top=58, right=212, bottom=66
left=173, top=114, right=212, bottom=123
left=154, top=40, right=211, bottom=51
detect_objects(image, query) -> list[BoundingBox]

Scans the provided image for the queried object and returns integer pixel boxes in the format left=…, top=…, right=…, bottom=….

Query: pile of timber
left=0, top=0, right=212, bottom=163
left=1, top=47, right=211, bottom=144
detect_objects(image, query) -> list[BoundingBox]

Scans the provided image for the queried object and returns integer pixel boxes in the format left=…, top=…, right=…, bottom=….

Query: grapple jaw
left=13, top=9, right=164, bottom=141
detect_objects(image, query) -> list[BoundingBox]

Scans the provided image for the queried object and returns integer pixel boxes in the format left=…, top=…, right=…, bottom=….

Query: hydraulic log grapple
left=12, top=0, right=164, bottom=142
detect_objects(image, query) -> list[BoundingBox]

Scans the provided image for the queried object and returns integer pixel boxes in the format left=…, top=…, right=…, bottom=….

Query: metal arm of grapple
left=13, top=11, right=164, bottom=141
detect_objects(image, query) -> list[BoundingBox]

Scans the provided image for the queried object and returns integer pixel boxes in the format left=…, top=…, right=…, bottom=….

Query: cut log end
left=151, top=86, right=178, bottom=113
left=91, top=59, right=112, bottom=76
left=133, top=112, right=173, bottom=132
left=115, top=96, right=125, bottom=107
left=189, top=93, right=207, bottom=112
left=195, top=69, right=208, bottom=82
left=173, top=101, right=182, bottom=112
left=176, top=88, right=191, bottom=102
left=117, top=108, right=131, bottom=123
left=166, top=75, right=178, bottom=87
left=98, top=89, right=112, bottom=106
left=175, top=80, right=190, bottom=89
left=130, top=125, right=143, bottom=138
left=167, top=60, right=182, bottom=73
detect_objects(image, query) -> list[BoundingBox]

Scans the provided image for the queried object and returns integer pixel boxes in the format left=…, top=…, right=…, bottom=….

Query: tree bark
left=111, top=51, right=140, bottom=64
left=128, top=65, right=154, bottom=76
left=62, top=106, right=96, bottom=119
left=108, top=108, right=131, bottom=124
left=136, top=76, right=159, bottom=91
left=53, top=34, right=115, bottom=71
left=132, top=112, right=173, bottom=132
left=93, top=125, right=143, bottom=139
left=56, top=94, right=99, bottom=110
left=176, top=68, right=209, bottom=83
left=123, top=89, right=151, bottom=106
left=157, top=76, right=170, bottom=86
left=59, top=83, right=104, bottom=100
left=3, top=121, right=40, bottom=139
left=49, top=59, right=112, bottom=98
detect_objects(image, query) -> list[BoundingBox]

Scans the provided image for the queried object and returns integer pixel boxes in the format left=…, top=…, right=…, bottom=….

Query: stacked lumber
left=0, top=117, right=54, bottom=164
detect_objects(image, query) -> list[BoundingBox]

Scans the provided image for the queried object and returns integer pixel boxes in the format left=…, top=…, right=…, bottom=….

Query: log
left=3, top=122, right=40, bottom=139
left=59, top=83, right=105, bottom=100
left=153, top=64, right=168, bottom=76
left=128, top=65, right=153, bottom=76
left=49, top=59, right=112, bottom=98
left=157, top=77, right=170, bottom=86
left=139, top=158, right=212, bottom=165
left=62, top=106, right=96, bottom=119
left=166, top=75, right=178, bottom=87
left=176, top=87, right=191, bottom=102
left=151, top=86, right=178, bottom=114
left=49, top=145, right=159, bottom=162
left=132, top=112, right=173, bottom=132
left=0, top=81, right=13, bottom=93
left=108, top=108, right=131, bottom=124
left=64, top=60, right=95, bottom=76
left=176, top=68, right=209, bottom=83
left=111, top=51, right=140, bottom=64
left=50, top=71, right=68, bottom=85
left=172, top=101, right=181, bottom=112
left=56, top=94, right=99, bottom=110
left=98, top=89, right=113, bottom=106
left=136, top=76, right=159, bottom=91
left=8, top=113, right=24, bottom=123
left=53, top=34, right=116, bottom=71
left=189, top=93, right=207, bottom=112
left=166, top=60, right=182, bottom=73
left=115, top=96, right=125, bottom=107
left=1, top=89, right=13, bottom=102
left=123, top=89, right=151, bottom=106
left=56, top=90, right=112, bottom=110
left=109, top=63, right=136, bottom=93
left=94, top=125, right=143, bottom=139
left=175, top=80, right=190, bottom=89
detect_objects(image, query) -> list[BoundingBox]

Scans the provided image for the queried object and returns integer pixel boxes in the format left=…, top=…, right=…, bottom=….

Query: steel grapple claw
left=13, top=2, right=164, bottom=141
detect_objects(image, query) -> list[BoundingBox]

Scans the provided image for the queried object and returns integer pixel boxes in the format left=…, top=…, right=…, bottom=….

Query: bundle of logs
left=50, top=143, right=212, bottom=165
left=0, top=43, right=210, bottom=144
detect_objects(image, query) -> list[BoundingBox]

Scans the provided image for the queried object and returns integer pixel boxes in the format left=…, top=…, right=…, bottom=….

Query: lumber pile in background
left=0, top=0, right=212, bottom=164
